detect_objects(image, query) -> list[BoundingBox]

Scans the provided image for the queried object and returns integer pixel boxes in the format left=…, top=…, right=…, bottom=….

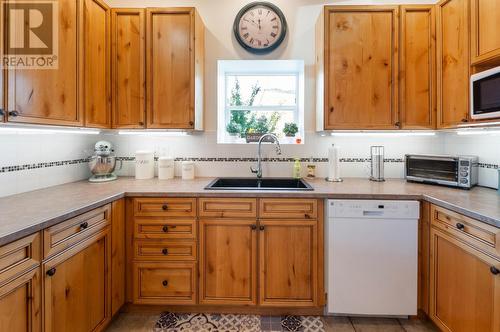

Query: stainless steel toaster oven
left=405, top=155, right=478, bottom=189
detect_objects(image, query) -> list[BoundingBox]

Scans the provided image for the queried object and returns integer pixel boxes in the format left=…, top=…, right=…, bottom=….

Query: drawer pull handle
left=8, top=110, right=19, bottom=117
left=162, top=225, right=169, bottom=233
left=491, top=267, right=500, bottom=276
left=259, top=225, right=265, bottom=231
left=162, top=248, right=169, bottom=255
left=162, top=204, right=168, bottom=211
left=456, top=223, right=465, bottom=231
left=162, top=280, right=168, bottom=287
left=251, top=225, right=257, bottom=230
left=80, top=221, right=89, bottom=230
left=46, top=268, right=56, bottom=277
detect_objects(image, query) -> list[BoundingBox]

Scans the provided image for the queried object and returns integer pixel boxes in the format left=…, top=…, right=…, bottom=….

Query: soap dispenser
left=293, top=158, right=302, bottom=179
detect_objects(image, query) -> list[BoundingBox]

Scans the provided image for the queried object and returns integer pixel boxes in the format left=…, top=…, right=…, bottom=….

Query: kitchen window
left=217, top=60, right=305, bottom=144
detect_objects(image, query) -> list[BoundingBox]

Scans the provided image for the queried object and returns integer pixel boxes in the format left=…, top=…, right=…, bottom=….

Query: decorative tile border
left=1, top=157, right=498, bottom=174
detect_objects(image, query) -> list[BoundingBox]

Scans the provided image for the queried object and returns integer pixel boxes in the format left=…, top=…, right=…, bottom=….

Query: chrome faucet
left=250, top=133, right=282, bottom=178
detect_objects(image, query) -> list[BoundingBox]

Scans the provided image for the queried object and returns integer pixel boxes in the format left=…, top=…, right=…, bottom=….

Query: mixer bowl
left=89, top=156, right=118, bottom=176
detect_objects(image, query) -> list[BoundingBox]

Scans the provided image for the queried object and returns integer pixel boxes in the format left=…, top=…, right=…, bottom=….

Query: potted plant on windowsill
left=283, top=122, right=299, bottom=137
left=226, top=122, right=241, bottom=137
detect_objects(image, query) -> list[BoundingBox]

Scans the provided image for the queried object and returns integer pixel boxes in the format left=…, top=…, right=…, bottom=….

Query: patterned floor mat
left=154, top=312, right=325, bottom=332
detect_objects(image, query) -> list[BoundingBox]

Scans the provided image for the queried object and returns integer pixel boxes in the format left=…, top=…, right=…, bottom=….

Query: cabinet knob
left=491, top=267, right=500, bottom=276
left=461, top=118, right=468, bottom=123
left=162, top=248, right=168, bottom=255
left=80, top=221, right=89, bottom=230
left=46, top=268, right=56, bottom=277
left=250, top=224, right=257, bottom=230
left=259, top=225, right=265, bottom=231
left=162, top=280, right=169, bottom=287
left=162, top=225, right=169, bottom=233
left=456, top=223, right=465, bottom=231
left=329, top=107, right=334, bottom=113
left=395, top=121, right=401, bottom=128
left=138, top=121, right=144, bottom=126
left=8, top=110, right=19, bottom=117
left=189, top=121, right=194, bottom=126
left=162, top=204, right=168, bottom=211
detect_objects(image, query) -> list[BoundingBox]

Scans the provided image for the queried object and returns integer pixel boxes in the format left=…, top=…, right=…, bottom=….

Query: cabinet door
left=400, top=6, right=436, bottom=129
left=111, top=8, right=146, bottom=128
left=430, top=229, right=500, bottom=332
left=259, top=219, right=318, bottom=307
left=5, top=0, right=83, bottom=126
left=470, top=0, right=500, bottom=65
left=0, top=268, right=41, bottom=332
left=43, top=229, right=111, bottom=332
left=324, top=6, right=399, bottom=130
left=83, top=0, right=110, bottom=128
left=437, top=0, right=470, bottom=128
left=146, top=8, right=195, bottom=129
left=199, top=219, right=257, bottom=305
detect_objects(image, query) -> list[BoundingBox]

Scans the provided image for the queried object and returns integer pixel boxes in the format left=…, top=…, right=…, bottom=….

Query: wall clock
left=233, top=2, right=288, bottom=54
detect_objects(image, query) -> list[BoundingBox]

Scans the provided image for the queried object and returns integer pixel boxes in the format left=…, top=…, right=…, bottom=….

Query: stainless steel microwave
left=471, top=65, right=500, bottom=120
left=405, top=155, right=478, bottom=189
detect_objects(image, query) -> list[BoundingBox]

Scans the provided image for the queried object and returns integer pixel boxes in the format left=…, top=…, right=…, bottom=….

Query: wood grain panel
left=199, top=219, right=257, bottom=305
left=83, top=0, right=110, bottom=128
left=437, top=0, right=470, bottom=128
left=111, top=199, right=125, bottom=316
left=199, top=198, right=257, bottom=218
left=0, top=268, right=41, bottom=332
left=134, top=198, right=196, bottom=218
left=43, top=229, right=111, bottom=332
left=111, top=8, right=146, bottom=128
left=6, top=0, right=83, bottom=126
left=324, top=6, right=399, bottom=129
left=400, top=6, right=436, bottom=129
left=0, top=233, right=40, bottom=285
left=134, top=240, right=196, bottom=261
left=146, top=8, right=195, bottom=129
left=430, top=228, right=500, bottom=332
left=259, top=199, right=317, bottom=219
left=134, top=219, right=196, bottom=240
left=259, top=219, right=318, bottom=307
left=471, top=0, right=500, bottom=65
left=133, top=262, right=196, bottom=305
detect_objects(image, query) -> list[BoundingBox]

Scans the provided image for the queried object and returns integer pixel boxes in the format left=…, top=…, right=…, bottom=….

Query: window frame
left=217, top=60, right=305, bottom=144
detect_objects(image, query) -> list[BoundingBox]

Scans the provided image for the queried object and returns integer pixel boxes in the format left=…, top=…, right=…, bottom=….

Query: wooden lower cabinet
left=199, top=219, right=257, bottom=305
left=0, top=268, right=41, bottom=332
left=259, top=219, right=318, bottom=307
left=430, top=228, right=500, bottom=332
left=43, top=229, right=111, bottom=332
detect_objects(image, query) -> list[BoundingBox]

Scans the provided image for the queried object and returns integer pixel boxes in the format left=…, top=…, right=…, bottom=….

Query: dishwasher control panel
left=328, top=200, right=420, bottom=219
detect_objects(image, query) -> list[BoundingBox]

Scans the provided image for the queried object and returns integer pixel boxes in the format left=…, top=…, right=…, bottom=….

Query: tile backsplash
left=1, top=130, right=500, bottom=198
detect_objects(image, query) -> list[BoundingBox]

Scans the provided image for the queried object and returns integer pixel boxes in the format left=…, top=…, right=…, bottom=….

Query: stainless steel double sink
left=204, top=178, right=314, bottom=191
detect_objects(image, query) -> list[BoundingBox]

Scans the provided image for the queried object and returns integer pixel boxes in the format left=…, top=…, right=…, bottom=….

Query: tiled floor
left=106, top=313, right=438, bottom=332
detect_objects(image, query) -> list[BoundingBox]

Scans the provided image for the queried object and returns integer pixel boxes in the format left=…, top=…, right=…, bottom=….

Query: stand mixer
left=88, top=141, right=122, bottom=183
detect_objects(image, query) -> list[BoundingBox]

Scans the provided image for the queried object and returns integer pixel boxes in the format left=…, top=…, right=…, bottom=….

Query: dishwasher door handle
left=363, top=210, right=385, bottom=217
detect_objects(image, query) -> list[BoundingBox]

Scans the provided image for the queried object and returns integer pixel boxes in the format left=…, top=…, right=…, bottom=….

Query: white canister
left=181, top=161, right=195, bottom=180
left=135, top=150, right=155, bottom=180
left=158, top=157, right=175, bottom=180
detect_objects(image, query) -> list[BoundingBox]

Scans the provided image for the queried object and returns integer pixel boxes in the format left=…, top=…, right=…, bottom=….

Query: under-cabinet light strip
left=328, top=132, right=436, bottom=137
left=117, top=130, right=188, bottom=136
left=0, top=126, right=100, bottom=135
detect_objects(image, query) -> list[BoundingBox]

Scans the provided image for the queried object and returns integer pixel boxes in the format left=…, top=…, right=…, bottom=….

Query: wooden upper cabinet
left=430, top=228, right=500, bottom=332
left=43, top=229, right=111, bottom=332
left=470, top=0, right=500, bottom=65
left=111, top=9, right=146, bottom=129
left=400, top=6, right=436, bottom=129
left=5, top=0, right=83, bottom=126
left=437, top=0, right=470, bottom=128
left=83, top=0, right=111, bottom=128
left=146, top=8, right=204, bottom=129
left=0, top=268, right=41, bottom=332
left=316, top=6, right=399, bottom=130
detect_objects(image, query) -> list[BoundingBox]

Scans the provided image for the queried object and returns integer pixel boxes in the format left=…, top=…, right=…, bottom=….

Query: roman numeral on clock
left=270, top=32, right=277, bottom=38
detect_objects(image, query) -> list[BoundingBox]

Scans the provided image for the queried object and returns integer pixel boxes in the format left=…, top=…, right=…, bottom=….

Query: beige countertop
left=0, top=177, right=499, bottom=246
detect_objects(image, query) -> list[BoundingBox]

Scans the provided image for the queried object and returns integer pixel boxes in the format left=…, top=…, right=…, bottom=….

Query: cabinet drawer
left=134, top=241, right=196, bottom=261
left=199, top=198, right=257, bottom=218
left=0, top=233, right=41, bottom=284
left=134, top=219, right=196, bottom=240
left=134, top=198, right=196, bottom=217
left=431, top=205, right=500, bottom=258
left=43, top=204, right=111, bottom=259
left=133, top=262, right=196, bottom=304
left=259, top=199, right=318, bottom=219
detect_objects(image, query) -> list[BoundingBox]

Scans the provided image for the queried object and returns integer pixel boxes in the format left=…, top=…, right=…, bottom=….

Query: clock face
left=234, top=2, right=287, bottom=54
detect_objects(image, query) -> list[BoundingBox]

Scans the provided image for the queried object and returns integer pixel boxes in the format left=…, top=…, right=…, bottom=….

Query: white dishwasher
left=326, top=200, right=419, bottom=317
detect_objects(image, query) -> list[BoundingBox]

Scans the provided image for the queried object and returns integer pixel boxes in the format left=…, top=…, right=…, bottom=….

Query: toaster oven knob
left=460, top=179, right=468, bottom=184
left=460, top=171, right=468, bottom=177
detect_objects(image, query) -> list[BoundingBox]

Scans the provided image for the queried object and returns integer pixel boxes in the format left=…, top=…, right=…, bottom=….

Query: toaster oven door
left=406, top=157, right=458, bottom=185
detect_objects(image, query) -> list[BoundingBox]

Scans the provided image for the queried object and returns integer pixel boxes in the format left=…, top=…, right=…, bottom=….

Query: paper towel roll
left=327, top=144, right=340, bottom=181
